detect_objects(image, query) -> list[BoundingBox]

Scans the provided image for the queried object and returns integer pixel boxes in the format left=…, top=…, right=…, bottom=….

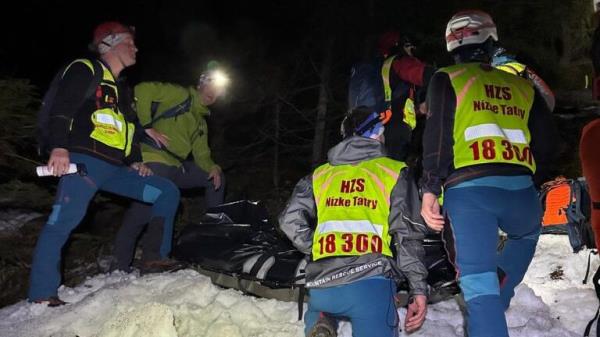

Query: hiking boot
left=308, top=315, right=337, bottom=337
left=139, top=259, right=188, bottom=275
left=33, top=296, right=67, bottom=307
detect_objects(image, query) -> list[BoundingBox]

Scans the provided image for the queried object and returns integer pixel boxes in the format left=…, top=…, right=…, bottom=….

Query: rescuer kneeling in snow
left=279, top=107, right=428, bottom=337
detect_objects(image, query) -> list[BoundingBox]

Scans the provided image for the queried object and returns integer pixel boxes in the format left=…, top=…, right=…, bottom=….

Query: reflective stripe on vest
left=381, top=56, right=396, bottom=105
left=382, top=55, right=417, bottom=130
left=404, top=89, right=417, bottom=130
left=311, top=157, right=406, bottom=260
left=75, top=59, right=134, bottom=156
left=440, top=63, right=535, bottom=172
left=495, top=61, right=526, bottom=77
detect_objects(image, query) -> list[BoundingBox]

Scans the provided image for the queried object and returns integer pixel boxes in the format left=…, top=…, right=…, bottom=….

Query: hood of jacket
left=327, top=136, right=387, bottom=166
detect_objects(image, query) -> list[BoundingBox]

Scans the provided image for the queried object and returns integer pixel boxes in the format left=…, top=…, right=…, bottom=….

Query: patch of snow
left=0, top=209, right=43, bottom=233
left=0, top=235, right=597, bottom=337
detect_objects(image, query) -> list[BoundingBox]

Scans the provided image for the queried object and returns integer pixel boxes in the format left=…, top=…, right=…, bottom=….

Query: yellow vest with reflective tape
left=311, top=157, right=406, bottom=260
left=440, top=63, right=536, bottom=172
left=70, top=59, right=134, bottom=156
left=382, top=56, right=417, bottom=129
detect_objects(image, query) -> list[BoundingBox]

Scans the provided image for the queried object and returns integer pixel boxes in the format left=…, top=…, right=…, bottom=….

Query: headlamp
left=199, top=69, right=230, bottom=89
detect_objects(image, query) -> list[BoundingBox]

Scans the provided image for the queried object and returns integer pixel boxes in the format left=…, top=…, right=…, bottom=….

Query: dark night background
left=0, top=0, right=598, bottom=306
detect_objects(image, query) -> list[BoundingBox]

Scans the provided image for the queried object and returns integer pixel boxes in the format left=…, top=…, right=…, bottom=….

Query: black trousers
left=112, top=161, right=225, bottom=270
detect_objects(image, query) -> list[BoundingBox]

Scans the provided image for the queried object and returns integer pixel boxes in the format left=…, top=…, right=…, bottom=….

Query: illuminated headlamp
left=199, top=69, right=230, bottom=89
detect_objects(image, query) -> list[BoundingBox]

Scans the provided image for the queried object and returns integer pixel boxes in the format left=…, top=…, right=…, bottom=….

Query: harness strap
left=584, top=264, right=600, bottom=337
left=144, top=94, right=192, bottom=128
left=584, top=250, right=599, bottom=284
left=297, top=286, right=305, bottom=321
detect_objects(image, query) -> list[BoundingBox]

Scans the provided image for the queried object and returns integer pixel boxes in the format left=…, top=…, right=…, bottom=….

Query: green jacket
left=134, top=82, right=217, bottom=172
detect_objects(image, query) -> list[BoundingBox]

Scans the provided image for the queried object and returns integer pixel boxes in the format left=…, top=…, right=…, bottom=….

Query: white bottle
left=36, top=163, right=79, bottom=177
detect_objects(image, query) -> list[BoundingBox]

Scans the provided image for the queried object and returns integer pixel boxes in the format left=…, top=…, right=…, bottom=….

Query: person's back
left=378, top=31, right=435, bottom=162
left=279, top=107, right=428, bottom=337
left=420, top=10, right=557, bottom=337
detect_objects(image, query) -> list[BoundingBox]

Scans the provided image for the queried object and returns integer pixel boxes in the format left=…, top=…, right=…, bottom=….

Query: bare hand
left=418, top=102, right=428, bottom=116
left=145, top=128, right=170, bottom=148
left=208, top=165, right=222, bottom=190
left=421, top=192, right=445, bottom=231
left=404, top=294, right=427, bottom=332
left=131, top=162, right=153, bottom=177
left=47, top=148, right=70, bottom=177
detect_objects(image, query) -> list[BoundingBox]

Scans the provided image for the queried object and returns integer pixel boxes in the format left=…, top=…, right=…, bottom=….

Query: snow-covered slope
left=0, top=235, right=597, bottom=337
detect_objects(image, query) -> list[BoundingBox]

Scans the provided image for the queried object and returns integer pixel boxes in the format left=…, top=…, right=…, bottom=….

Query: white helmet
left=445, top=10, right=498, bottom=52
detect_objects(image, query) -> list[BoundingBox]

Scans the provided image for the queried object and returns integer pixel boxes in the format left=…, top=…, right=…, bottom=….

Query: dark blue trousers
left=305, top=277, right=398, bottom=337
left=28, top=153, right=180, bottom=301
left=445, top=176, right=541, bottom=337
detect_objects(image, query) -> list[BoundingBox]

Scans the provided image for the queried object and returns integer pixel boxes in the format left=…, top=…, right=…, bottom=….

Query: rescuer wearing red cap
left=376, top=31, right=435, bottom=162
left=28, top=21, right=180, bottom=306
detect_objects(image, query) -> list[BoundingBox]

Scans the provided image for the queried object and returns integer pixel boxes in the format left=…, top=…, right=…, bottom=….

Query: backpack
left=348, top=58, right=386, bottom=112
left=37, top=59, right=103, bottom=156
left=540, top=176, right=594, bottom=253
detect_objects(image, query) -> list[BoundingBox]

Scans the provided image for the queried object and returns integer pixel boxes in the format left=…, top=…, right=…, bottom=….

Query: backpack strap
left=87, top=59, right=104, bottom=100
left=141, top=94, right=193, bottom=163
left=584, top=250, right=599, bottom=284
left=297, top=285, right=305, bottom=321
left=144, top=94, right=192, bottom=128
left=584, top=263, right=600, bottom=337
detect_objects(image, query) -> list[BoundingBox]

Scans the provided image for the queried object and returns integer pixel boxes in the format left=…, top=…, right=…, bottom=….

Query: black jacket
left=47, top=58, right=142, bottom=165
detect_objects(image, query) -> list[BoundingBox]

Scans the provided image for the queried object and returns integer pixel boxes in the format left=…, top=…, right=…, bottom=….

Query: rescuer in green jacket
left=112, top=68, right=228, bottom=273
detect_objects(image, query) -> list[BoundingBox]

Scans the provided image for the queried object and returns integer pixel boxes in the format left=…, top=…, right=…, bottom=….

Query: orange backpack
left=540, top=176, right=594, bottom=252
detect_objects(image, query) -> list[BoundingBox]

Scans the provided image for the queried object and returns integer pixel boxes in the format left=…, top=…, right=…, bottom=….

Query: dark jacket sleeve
left=388, top=167, right=428, bottom=296
left=528, top=89, right=559, bottom=186
left=278, top=175, right=317, bottom=255
left=118, top=79, right=143, bottom=164
left=48, top=62, right=94, bottom=150
left=421, top=71, right=456, bottom=196
left=417, top=65, right=437, bottom=105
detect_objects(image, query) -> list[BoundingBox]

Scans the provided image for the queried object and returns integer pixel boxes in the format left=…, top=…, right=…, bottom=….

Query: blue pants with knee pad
left=28, top=153, right=180, bottom=301
left=444, top=176, right=541, bottom=337
left=304, top=277, right=398, bottom=337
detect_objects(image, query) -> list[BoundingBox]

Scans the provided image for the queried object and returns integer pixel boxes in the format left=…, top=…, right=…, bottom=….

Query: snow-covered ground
left=0, top=209, right=42, bottom=234
left=0, top=235, right=597, bottom=337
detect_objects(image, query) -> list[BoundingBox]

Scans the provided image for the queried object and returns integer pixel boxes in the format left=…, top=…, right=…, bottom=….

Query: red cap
left=92, top=21, right=134, bottom=47
left=377, top=31, right=401, bottom=57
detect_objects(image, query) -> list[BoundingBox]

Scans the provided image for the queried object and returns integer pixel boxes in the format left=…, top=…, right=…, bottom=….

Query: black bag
left=172, top=200, right=458, bottom=304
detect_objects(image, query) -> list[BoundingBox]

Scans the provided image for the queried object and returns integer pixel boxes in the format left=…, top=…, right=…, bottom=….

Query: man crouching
left=279, top=107, right=428, bottom=337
